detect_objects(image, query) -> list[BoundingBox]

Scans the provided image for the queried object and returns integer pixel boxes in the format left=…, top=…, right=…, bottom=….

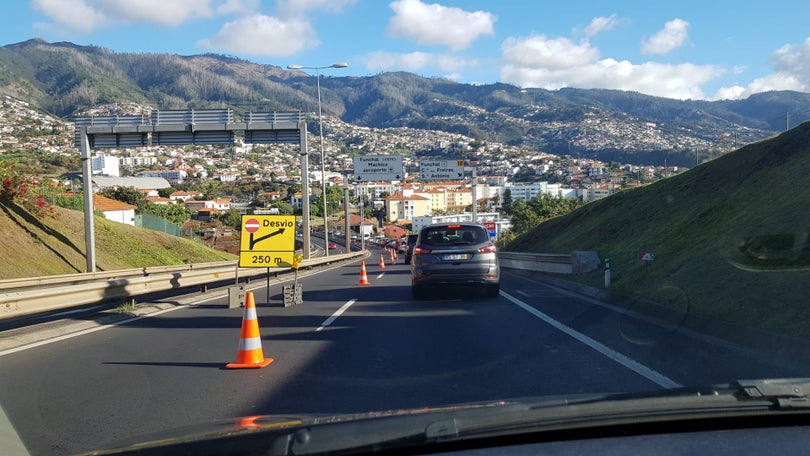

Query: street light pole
left=287, top=62, right=348, bottom=257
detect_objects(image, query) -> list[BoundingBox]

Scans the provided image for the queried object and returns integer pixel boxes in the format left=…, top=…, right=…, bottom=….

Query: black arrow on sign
left=250, top=228, right=285, bottom=250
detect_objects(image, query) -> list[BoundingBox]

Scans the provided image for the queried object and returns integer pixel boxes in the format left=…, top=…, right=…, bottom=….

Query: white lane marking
left=316, top=299, right=357, bottom=332
left=376, top=272, right=386, bottom=279
left=501, top=291, right=682, bottom=389
left=33, top=305, right=107, bottom=319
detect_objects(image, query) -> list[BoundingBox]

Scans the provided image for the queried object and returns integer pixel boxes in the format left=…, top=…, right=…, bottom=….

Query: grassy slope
left=0, top=203, right=236, bottom=278
left=507, top=122, right=810, bottom=337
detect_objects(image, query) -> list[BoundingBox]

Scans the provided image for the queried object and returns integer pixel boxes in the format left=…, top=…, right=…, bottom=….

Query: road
left=0, top=248, right=805, bottom=455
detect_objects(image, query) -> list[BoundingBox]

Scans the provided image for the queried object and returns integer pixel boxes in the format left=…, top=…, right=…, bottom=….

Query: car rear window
left=421, top=225, right=487, bottom=246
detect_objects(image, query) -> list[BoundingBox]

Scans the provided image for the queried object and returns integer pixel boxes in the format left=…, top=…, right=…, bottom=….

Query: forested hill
left=1, top=38, right=809, bottom=166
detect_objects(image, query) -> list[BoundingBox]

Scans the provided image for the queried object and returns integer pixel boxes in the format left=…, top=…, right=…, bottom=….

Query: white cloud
left=31, top=0, right=106, bottom=33
left=216, top=0, right=260, bottom=15
left=365, top=51, right=477, bottom=74
left=583, top=14, right=620, bottom=37
left=641, top=18, right=689, bottom=55
left=501, top=33, right=721, bottom=100
left=502, top=35, right=599, bottom=70
left=386, top=0, right=496, bottom=51
left=276, top=0, right=358, bottom=18
left=197, top=15, right=320, bottom=57
left=31, top=0, right=215, bottom=31
left=713, top=38, right=810, bottom=99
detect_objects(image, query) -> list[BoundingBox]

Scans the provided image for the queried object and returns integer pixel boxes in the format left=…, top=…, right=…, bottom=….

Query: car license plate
left=442, top=253, right=468, bottom=261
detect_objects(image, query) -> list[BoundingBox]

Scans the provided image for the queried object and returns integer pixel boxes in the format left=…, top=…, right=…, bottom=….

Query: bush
left=0, top=160, right=57, bottom=218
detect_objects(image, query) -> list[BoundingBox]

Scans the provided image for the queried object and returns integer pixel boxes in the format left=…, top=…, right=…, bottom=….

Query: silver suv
left=410, top=223, right=500, bottom=299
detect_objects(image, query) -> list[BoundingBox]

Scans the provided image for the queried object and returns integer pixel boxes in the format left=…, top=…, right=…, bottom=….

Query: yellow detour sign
left=239, top=215, right=297, bottom=268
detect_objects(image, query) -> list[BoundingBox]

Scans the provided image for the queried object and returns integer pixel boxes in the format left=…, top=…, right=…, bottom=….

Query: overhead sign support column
left=79, top=128, right=96, bottom=273
left=299, top=123, right=311, bottom=259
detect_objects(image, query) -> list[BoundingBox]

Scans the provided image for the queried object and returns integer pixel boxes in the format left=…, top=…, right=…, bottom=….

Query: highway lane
left=1, top=252, right=803, bottom=455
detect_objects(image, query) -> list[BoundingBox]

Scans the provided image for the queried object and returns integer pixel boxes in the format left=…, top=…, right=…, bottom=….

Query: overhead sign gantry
left=74, top=109, right=312, bottom=272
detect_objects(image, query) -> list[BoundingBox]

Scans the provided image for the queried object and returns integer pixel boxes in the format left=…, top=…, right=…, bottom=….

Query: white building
left=411, top=212, right=504, bottom=233
left=501, top=181, right=577, bottom=203
left=92, top=153, right=120, bottom=176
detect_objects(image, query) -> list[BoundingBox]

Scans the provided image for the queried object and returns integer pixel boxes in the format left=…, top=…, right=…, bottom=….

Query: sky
left=5, top=0, right=810, bottom=101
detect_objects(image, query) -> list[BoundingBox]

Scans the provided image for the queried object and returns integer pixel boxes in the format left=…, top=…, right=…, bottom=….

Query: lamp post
left=287, top=62, right=348, bottom=257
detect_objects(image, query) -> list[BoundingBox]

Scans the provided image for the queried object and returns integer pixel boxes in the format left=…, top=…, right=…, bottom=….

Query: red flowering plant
left=0, top=160, right=57, bottom=218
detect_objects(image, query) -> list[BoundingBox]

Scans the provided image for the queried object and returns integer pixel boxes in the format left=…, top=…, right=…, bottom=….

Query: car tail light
left=478, top=243, right=497, bottom=253
left=413, top=246, right=431, bottom=255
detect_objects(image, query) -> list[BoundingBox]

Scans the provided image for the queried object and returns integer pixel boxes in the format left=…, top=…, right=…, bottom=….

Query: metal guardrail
left=498, top=251, right=574, bottom=274
left=0, top=251, right=365, bottom=320
left=497, top=251, right=601, bottom=275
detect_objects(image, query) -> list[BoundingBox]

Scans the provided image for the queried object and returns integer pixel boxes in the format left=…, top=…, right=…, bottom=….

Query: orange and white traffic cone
left=379, top=252, right=386, bottom=269
left=358, top=261, right=370, bottom=286
left=226, top=291, right=274, bottom=369
left=389, top=249, right=395, bottom=263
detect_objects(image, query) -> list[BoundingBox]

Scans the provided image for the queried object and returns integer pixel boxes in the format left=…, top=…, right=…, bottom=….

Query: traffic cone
left=389, top=249, right=395, bottom=263
left=226, top=291, right=274, bottom=369
left=379, top=252, right=386, bottom=269
left=358, top=261, right=370, bottom=285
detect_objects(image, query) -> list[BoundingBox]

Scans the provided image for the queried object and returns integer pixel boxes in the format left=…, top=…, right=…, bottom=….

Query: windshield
left=1, top=2, right=810, bottom=456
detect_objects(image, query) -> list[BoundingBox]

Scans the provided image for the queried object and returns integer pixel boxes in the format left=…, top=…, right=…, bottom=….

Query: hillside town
left=0, top=95, right=694, bottom=236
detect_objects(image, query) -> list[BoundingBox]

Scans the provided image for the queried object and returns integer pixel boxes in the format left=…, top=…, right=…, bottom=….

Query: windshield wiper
left=732, top=378, right=810, bottom=408
left=278, top=381, right=810, bottom=454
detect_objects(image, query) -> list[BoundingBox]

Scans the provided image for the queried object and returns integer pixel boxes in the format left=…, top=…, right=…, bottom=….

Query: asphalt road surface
left=1, top=251, right=805, bottom=455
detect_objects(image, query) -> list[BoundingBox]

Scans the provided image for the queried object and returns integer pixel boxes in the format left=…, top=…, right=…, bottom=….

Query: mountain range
left=2, top=38, right=810, bottom=167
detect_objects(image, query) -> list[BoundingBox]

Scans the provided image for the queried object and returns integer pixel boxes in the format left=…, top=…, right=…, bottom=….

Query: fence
left=135, top=213, right=183, bottom=237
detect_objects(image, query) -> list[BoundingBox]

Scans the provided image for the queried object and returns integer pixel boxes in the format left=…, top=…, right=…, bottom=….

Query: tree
left=310, top=185, right=344, bottom=218
left=158, top=187, right=177, bottom=198
left=100, top=186, right=142, bottom=206
left=219, top=209, right=243, bottom=228
left=528, top=193, right=582, bottom=219
left=501, top=188, right=513, bottom=215
left=508, top=199, right=542, bottom=234
left=139, top=202, right=192, bottom=226
left=268, top=201, right=294, bottom=215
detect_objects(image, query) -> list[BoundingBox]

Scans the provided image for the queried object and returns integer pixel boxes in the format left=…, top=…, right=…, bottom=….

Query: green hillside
left=507, top=122, right=810, bottom=338
left=0, top=202, right=236, bottom=278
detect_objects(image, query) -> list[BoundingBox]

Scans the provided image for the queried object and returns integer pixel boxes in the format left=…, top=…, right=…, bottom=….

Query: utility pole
left=344, top=175, right=351, bottom=253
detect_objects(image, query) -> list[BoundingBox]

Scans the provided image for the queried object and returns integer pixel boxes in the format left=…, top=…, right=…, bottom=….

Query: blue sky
left=5, top=0, right=810, bottom=100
